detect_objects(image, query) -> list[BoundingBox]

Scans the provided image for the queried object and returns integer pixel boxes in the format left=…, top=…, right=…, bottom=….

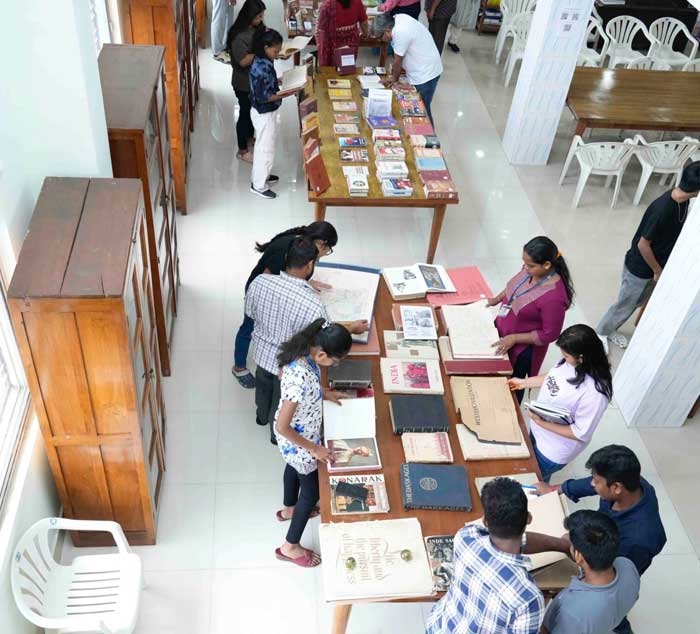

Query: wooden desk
left=566, top=67, right=700, bottom=137
left=319, top=280, right=560, bottom=633
left=309, top=68, right=460, bottom=264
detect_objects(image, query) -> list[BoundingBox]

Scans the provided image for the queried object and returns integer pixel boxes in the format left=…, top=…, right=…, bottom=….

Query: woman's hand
left=529, top=411, right=545, bottom=427
left=492, top=334, right=516, bottom=356
left=311, top=444, right=331, bottom=463
left=309, top=279, right=332, bottom=292
left=485, top=297, right=500, bottom=307
left=507, top=377, right=526, bottom=392
left=323, top=389, right=345, bottom=405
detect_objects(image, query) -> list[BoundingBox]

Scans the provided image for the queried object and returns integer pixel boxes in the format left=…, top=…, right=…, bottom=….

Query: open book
left=280, top=36, right=311, bottom=56
left=280, top=65, right=308, bottom=94
left=441, top=302, right=505, bottom=359
left=323, top=397, right=381, bottom=473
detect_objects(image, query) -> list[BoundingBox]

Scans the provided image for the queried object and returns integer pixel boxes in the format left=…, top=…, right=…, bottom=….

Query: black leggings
left=283, top=465, right=320, bottom=545
left=234, top=88, right=254, bottom=152
left=511, top=346, right=534, bottom=404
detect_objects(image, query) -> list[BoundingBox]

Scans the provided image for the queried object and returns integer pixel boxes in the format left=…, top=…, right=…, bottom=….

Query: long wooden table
left=308, top=68, right=460, bottom=264
left=566, top=67, right=700, bottom=137
left=319, top=280, right=573, bottom=634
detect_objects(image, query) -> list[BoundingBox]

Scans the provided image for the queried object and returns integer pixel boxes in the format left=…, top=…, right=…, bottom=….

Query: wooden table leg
left=426, top=204, right=446, bottom=264
left=574, top=120, right=587, bottom=137
left=314, top=201, right=327, bottom=222
left=331, top=603, right=353, bottom=634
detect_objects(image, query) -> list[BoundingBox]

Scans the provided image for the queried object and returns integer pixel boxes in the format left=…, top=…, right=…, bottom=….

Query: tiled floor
left=65, top=13, right=700, bottom=633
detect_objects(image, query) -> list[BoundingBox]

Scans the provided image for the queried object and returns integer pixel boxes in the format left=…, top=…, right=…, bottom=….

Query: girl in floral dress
left=273, top=318, right=352, bottom=567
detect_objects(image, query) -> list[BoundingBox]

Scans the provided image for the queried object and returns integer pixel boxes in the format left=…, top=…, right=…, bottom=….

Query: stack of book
left=482, top=6, right=502, bottom=27
left=377, top=160, right=409, bottom=180
left=301, top=111, right=319, bottom=144
left=339, top=136, right=368, bottom=163
left=372, top=128, right=401, bottom=143
left=381, top=178, right=413, bottom=197
left=342, top=166, right=369, bottom=197
left=414, top=148, right=458, bottom=199
left=367, top=115, right=398, bottom=129
left=397, top=95, right=427, bottom=117
left=404, top=117, right=439, bottom=149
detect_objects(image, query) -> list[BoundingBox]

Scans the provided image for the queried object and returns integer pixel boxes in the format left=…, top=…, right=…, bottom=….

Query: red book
left=428, top=267, right=492, bottom=306
left=334, top=46, right=356, bottom=75
left=404, top=122, right=435, bottom=136
left=419, top=169, right=451, bottom=182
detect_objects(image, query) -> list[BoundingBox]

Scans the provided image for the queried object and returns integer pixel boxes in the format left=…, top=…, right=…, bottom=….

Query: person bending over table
left=232, top=221, right=338, bottom=388
left=488, top=236, right=574, bottom=404
left=378, top=0, right=421, bottom=19
left=508, top=324, right=612, bottom=483
left=315, top=0, right=369, bottom=67
left=273, top=319, right=352, bottom=568
left=371, top=12, right=443, bottom=125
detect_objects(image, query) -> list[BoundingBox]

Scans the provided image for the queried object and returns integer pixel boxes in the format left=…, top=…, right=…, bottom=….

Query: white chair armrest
left=632, top=134, right=647, bottom=145
left=688, top=38, right=699, bottom=61
left=47, top=518, right=131, bottom=554
left=572, top=135, right=584, bottom=148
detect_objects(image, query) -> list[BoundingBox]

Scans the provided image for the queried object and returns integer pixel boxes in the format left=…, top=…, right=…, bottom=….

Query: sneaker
left=448, top=42, right=460, bottom=53
left=236, top=149, right=254, bottom=163
left=250, top=185, right=276, bottom=199
left=214, top=51, right=231, bottom=64
left=267, top=174, right=280, bottom=185
left=232, top=367, right=256, bottom=389
left=608, top=332, right=629, bottom=349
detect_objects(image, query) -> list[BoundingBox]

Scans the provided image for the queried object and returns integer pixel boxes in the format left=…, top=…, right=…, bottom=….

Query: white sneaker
left=608, top=332, right=629, bottom=349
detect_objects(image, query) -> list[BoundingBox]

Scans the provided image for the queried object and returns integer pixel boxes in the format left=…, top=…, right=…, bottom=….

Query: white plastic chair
left=559, top=135, right=637, bottom=207
left=625, top=56, right=672, bottom=71
left=11, top=518, right=142, bottom=634
left=649, top=17, right=698, bottom=70
left=578, top=18, right=610, bottom=67
left=605, top=16, right=653, bottom=68
left=684, top=136, right=700, bottom=163
left=504, top=12, right=532, bottom=87
left=627, top=135, right=700, bottom=204
left=495, top=0, right=536, bottom=64
left=682, top=58, right=700, bottom=72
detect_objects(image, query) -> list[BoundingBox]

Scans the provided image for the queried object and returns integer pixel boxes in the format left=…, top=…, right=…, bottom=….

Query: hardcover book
left=381, top=178, right=413, bottom=197
left=339, top=148, right=369, bottom=162
left=455, top=423, right=530, bottom=461
left=441, top=302, right=505, bottom=359
left=419, top=169, right=451, bottom=182
left=383, top=263, right=456, bottom=300
left=329, top=473, right=389, bottom=514
left=400, top=304, right=438, bottom=340
left=427, top=266, right=492, bottom=307
left=324, top=396, right=382, bottom=473
left=525, top=401, right=573, bottom=425
left=333, top=101, right=358, bottom=111
left=391, top=302, right=437, bottom=332
left=334, top=113, right=360, bottom=124
left=281, top=35, right=312, bottom=56
left=389, top=394, right=449, bottom=434
left=404, top=122, right=435, bottom=136
left=372, top=128, right=401, bottom=141
left=410, top=134, right=441, bottom=149
left=400, top=463, right=471, bottom=511
left=402, top=432, right=453, bottom=464
left=380, top=358, right=444, bottom=395
left=438, top=337, right=512, bottom=375
left=416, top=156, right=448, bottom=172
left=348, top=319, right=380, bottom=355
left=338, top=136, right=367, bottom=147
left=424, top=535, right=455, bottom=591
left=328, top=88, right=353, bottom=100
left=333, top=123, right=360, bottom=135
left=424, top=180, right=458, bottom=200
left=299, top=96, right=317, bottom=117
left=384, top=330, right=439, bottom=360
left=303, top=138, right=331, bottom=195
left=328, top=359, right=373, bottom=389
left=367, top=115, right=398, bottom=129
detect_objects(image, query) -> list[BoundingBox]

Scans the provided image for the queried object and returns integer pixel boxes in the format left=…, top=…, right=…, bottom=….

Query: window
left=0, top=282, right=30, bottom=510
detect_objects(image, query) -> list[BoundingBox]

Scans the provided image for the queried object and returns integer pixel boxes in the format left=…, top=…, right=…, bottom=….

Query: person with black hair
left=273, top=319, right=352, bottom=567
left=316, top=0, right=370, bottom=67
left=248, top=27, right=295, bottom=199
left=541, top=510, right=640, bottom=634
left=597, top=161, right=700, bottom=349
left=427, top=478, right=545, bottom=633
left=488, top=236, right=575, bottom=403
left=508, top=324, right=612, bottom=482
left=245, top=237, right=367, bottom=441
left=232, top=221, right=338, bottom=388
left=536, top=445, right=667, bottom=634
left=227, top=0, right=267, bottom=163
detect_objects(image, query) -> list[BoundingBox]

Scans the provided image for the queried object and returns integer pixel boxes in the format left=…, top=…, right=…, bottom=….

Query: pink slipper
left=275, top=507, right=320, bottom=522
left=275, top=547, right=321, bottom=567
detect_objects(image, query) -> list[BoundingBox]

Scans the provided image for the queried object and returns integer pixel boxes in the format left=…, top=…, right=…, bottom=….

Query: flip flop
left=275, top=507, right=320, bottom=522
left=275, top=547, right=321, bottom=568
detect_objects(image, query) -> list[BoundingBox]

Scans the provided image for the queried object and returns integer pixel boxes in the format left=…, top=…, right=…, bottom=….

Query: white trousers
left=211, top=0, right=235, bottom=55
left=250, top=108, right=279, bottom=191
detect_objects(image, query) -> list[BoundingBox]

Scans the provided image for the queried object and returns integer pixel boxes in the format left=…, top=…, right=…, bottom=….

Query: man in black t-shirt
left=597, top=162, right=700, bottom=349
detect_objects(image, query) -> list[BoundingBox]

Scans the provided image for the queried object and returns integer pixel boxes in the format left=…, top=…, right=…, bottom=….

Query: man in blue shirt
left=536, top=445, right=666, bottom=633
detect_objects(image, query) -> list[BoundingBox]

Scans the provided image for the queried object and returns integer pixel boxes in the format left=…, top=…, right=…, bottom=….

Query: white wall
left=0, top=2, right=112, bottom=630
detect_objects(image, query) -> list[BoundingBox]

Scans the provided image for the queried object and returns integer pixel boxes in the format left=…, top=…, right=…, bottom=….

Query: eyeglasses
left=323, top=243, right=334, bottom=255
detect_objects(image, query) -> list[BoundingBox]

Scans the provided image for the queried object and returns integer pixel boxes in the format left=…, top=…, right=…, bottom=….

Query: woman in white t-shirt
left=508, top=324, right=612, bottom=483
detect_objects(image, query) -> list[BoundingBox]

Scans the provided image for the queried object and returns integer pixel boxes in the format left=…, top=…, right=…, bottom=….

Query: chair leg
left=659, top=173, right=669, bottom=187
left=559, top=145, right=578, bottom=184
left=573, top=167, right=592, bottom=207
left=674, top=170, right=683, bottom=187
left=611, top=172, right=624, bottom=208
left=504, top=55, right=515, bottom=87
left=496, top=33, right=508, bottom=64
left=633, top=166, right=653, bottom=206
left=605, top=175, right=613, bottom=188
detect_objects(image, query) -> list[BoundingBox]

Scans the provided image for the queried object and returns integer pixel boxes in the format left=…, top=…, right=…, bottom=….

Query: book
left=416, top=156, right=448, bottom=171
left=280, top=65, right=308, bottom=93
left=410, top=134, right=441, bottom=149
left=400, top=463, right=471, bottom=511
left=474, top=472, right=538, bottom=496
left=334, top=113, right=360, bottom=124
left=391, top=302, right=437, bottom=332
left=333, top=123, right=360, bottom=135
left=400, top=304, right=438, bottom=340
left=450, top=376, right=522, bottom=445
left=329, top=473, right=390, bottom=514
left=327, top=78, right=352, bottom=88
left=303, top=138, right=331, bottom=195
left=318, top=518, right=435, bottom=601
left=324, top=397, right=381, bottom=473
left=342, top=165, right=369, bottom=197
left=374, top=139, right=403, bottom=148
left=383, top=263, right=456, bottom=300
left=299, top=96, right=317, bottom=117
left=333, top=101, right=358, bottom=111
left=364, top=87, right=393, bottom=118
left=328, top=359, right=373, bottom=389
left=402, top=432, right=453, bottom=463
left=375, top=147, right=406, bottom=161
left=384, top=330, right=439, bottom=360
left=348, top=319, right=380, bottom=355
left=525, top=401, right=573, bottom=425
left=281, top=35, right=312, bottom=56
left=367, top=115, right=398, bottom=129
left=338, top=136, right=367, bottom=147
left=381, top=178, right=413, bottom=197
left=334, top=45, right=356, bottom=75
left=440, top=302, right=504, bottom=358
left=372, top=128, right=401, bottom=142
left=329, top=88, right=353, bottom=100
left=455, top=423, right=530, bottom=461
left=339, top=148, right=369, bottom=162
left=357, top=74, right=383, bottom=89
left=414, top=147, right=443, bottom=159
left=376, top=161, right=409, bottom=179
left=419, top=169, right=452, bottom=183
left=427, top=266, right=492, bottom=307
left=424, top=535, right=455, bottom=591
left=380, top=358, right=444, bottom=395
left=404, top=122, right=435, bottom=136
left=438, top=337, right=512, bottom=375
left=362, top=66, right=377, bottom=74
left=389, top=394, right=449, bottom=434
left=301, top=112, right=320, bottom=132
left=424, top=180, right=458, bottom=200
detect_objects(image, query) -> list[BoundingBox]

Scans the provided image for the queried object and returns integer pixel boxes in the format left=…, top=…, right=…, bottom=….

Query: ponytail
left=254, top=221, right=338, bottom=253
left=523, top=236, right=575, bottom=307
left=556, top=324, right=612, bottom=400
left=277, top=318, right=352, bottom=367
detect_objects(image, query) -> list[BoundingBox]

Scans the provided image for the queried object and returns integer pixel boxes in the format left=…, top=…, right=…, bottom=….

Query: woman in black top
left=232, top=221, right=338, bottom=387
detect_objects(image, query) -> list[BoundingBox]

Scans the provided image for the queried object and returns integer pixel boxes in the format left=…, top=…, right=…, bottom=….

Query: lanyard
left=507, top=272, right=555, bottom=304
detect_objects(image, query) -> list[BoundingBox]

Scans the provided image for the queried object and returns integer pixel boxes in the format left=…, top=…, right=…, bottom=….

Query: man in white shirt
left=371, top=13, right=443, bottom=125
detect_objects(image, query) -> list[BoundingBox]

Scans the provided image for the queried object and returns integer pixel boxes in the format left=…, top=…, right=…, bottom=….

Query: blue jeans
left=415, top=75, right=441, bottom=127
left=530, top=433, right=566, bottom=484
left=234, top=314, right=255, bottom=368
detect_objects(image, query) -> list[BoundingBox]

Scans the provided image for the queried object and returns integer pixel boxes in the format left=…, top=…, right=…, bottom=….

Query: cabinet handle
left=149, top=368, right=155, bottom=378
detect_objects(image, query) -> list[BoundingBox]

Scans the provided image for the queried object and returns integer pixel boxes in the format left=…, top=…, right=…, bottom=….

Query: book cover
left=362, top=66, right=377, bottom=75
left=441, top=303, right=504, bottom=359
left=303, top=138, right=331, bottom=194
left=391, top=302, right=437, bottom=331
left=380, top=358, right=444, bottom=395
left=410, top=134, right=441, bottom=149
left=400, top=463, right=472, bottom=511
left=334, top=45, right=356, bottom=75
left=424, top=180, right=458, bottom=200
left=327, top=437, right=381, bottom=472
left=376, top=147, right=406, bottom=160
left=333, top=101, right=358, bottom=111
left=299, top=96, right=317, bottom=117
left=428, top=266, right=492, bottom=307
left=419, top=169, right=452, bottom=182
left=526, top=401, right=573, bottom=425
left=402, top=432, right=453, bottom=464
left=437, top=337, right=513, bottom=375
left=334, top=113, right=360, bottom=124
left=414, top=148, right=443, bottom=158
left=333, top=123, right=360, bottom=135
left=381, top=178, right=413, bottom=196
left=389, top=394, right=449, bottom=433
left=329, top=473, right=390, bottom=515
left=348, top=319, right=380, bottom=356
left=424, top=535, right=455, bottom=591
left=301, top=112, right=320, bottom=132
left=372, top=128, right=401, bottom=141
left=400, top=304, right=438, bottom=340
left=383, top=265, right=427, bottom=300
left=328, top=359, right=373, bottom=389
left=374, top=139, right=403, bottom=148
left=327, top=78, right=352, bottom=88
left=339, top=148, right=369, bottom=162
left=384, top=330, right=439, bottom=360
left=404, top=122, right=435, bottom=136
left=301, top=125, right=319, bottom=145
left=339, top=136, right=367, bottom=147
left=456, top=424, right=530, bottom=461
left=329, top=88, right=353, bottom=100
left=416, top=156, right=448, bottom=172
left=367, top=115, right=398, bottom=129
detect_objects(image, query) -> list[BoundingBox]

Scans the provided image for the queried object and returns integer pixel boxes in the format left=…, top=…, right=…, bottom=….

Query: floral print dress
left=273, top=357, right=323, bottom=475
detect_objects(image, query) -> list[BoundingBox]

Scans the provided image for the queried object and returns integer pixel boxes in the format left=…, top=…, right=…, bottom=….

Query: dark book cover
left=329, top=359, right=372, bottom=389
left=400, top=463, right=471, bottom=511
left=389, top=394, right=449, bottom=434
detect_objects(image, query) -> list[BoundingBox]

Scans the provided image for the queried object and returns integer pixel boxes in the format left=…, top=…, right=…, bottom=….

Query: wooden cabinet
left=119, top=0, right=201, bottom=212
left=8, top=178, right=166, bottom=546
left=98, top=44, right=180, bottom=377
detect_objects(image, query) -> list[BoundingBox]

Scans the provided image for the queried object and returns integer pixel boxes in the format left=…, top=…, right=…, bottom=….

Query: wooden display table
left=308, top=68, right=460, bottom=264
left=318, top=280, right=575, bottom=633
left=566, top=67, right=700, bottom=137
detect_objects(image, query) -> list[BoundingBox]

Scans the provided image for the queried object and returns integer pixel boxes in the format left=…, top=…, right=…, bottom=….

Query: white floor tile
left=164, top=410, right=219, bottom=485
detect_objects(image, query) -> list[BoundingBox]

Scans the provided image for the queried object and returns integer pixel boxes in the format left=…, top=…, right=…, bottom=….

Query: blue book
left=416, top=156, right=447, bottom=172
left=401, top=463, right=471, bottom=511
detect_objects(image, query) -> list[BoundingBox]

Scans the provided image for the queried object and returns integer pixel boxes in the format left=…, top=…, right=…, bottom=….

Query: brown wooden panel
left=76, top=311, right=139, bottom=436
left=102, top=442, right=151, bottom=532
left=109, top=138, right=141, bottom=179
left=23, top=311, right=95, bottom=437
left=56, top=445, right=113, bottom=520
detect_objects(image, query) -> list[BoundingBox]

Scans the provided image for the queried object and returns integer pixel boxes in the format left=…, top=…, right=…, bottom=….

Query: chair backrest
left=683, top=59, right=700, bottom=72
left=634, top=137, right=700, bottom=168
left=626, top=56, right=671, bottom=71
left=511, top=12, right=533, bottom=43
left=582, top=18, right=610, bottom=55
left=649, top=17, right=690, bottom=48
left=606, top=15, right=648, bottom=47
left=591, top=5, right=602, bottom=24
left=501, top=0, right=536, bottom=18
left=577, top=142, right=637, bottom=170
